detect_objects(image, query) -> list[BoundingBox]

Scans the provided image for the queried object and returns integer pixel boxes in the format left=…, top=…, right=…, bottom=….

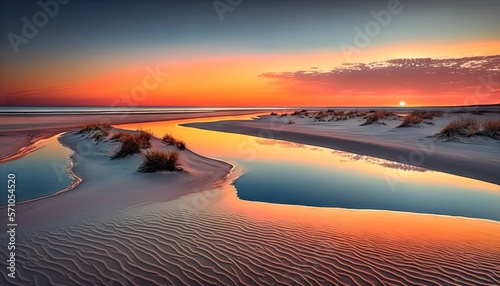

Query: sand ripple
left=1, top=206, right=499, bottom=286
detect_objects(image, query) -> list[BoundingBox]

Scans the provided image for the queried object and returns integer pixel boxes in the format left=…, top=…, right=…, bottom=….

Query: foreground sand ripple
left=1, top=205, right=500, bottom=286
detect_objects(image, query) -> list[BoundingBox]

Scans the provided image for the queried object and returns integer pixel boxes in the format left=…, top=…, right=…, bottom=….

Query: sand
left=0, top=110, right=263, bottom=163
left=8, top=128, right=233, bottom=228
left=184, top=111, right=500, bottom=185
left=3, top=180, right=500, bottom=285
left=1, top=112, right=500, bottom=285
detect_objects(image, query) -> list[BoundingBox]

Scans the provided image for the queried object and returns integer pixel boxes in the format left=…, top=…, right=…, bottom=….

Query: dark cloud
left=261, top=55, right=500, bottom=98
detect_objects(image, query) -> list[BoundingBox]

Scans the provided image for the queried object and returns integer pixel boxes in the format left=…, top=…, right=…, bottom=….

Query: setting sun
left=399, top=101, right=406, bottom=106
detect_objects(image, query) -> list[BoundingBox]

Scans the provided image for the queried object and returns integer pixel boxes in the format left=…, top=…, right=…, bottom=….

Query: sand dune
left=11, top=127, right=233, bottom=227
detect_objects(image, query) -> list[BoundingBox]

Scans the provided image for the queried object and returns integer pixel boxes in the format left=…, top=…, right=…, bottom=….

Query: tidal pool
left=0, top=134, right=75, bottom=204
left=119, top=115, right=500, bottom=222
left=2, top=114, right=498, bottom=221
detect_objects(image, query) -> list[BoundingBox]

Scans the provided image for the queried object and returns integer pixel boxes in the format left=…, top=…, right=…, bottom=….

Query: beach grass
left=440, top=118, right=480, bottom=137
left=398, top=114, right=424, bottom=127
left=137, top=129, right=153, bottom=148
left=77, top=123, right=112, bottom=134
left=411, top=110, right=444, bottom=119
left=111, top=136, right=141, bottom=159
left=162, top=133, right=187, bottom=150
left=91, top=130, right=110, bottom=142
left=110, top=130, right=152, bottom=153
left=110, top=132, right=132, bottom=141
left=398, top=110, right=444, bottom=128
left=78, top=123, right=112, bottom=142
left=482, top=119, right=500, bottom=139
left=361, top=110, right=395, bottom=126
left=138, top=149, right=183, bottom=172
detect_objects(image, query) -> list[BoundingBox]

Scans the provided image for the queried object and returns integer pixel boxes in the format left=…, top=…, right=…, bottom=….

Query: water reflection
left=331, top=150, right=427, bottom=172
left=0, top=134, right=74, bottom=204
left=119, top=115, right=500, bottom=222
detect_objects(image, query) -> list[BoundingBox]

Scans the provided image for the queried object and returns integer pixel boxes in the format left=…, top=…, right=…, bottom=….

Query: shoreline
left=11, top=127, right=234, bottom=227
left=0, top=110, right=266, bottom=163
left=184, top=112, right=500, bottom=185
left=0, top=133, right=84, bottom=208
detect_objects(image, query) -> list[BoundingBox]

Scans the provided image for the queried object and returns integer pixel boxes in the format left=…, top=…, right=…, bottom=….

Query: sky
left=1, top=0, right=499, bottom=107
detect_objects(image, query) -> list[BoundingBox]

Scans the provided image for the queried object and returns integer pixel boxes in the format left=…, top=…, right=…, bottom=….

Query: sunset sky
left=1, top=0, right=499, bottom=107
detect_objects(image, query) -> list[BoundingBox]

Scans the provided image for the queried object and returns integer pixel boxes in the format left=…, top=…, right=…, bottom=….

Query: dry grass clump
left=138, top=150, right=183, bottom=172
left=291, top=110, right=309, bottom=117
left=398, top=114, right=424, bottom=127
left=482, top=120, right=500, bottom=139
left=111, top=136, right=141, bottom=159
left=314, top=111, right=327, bottom=122
left=110, top=132, right=133, bottom=141
left=398, top=110, right=444, bottom=128
left=110, top=130, right=153, bottom=159
left=137, top=129, right=153, bottom=149
left=78, top=123, right=112, bottom=142
left=162, top=133, right=186, bottom=150
left=78, top=123, right=111, bottom=134
left=439, top=118, right=480, bottom=137
left=309, top=109, right=368, bottom=122
left=91, top=130, right=110, bottom=141
left=411, top=110, right=444, bottom=120
left=361, top=110, right=395, bottom=126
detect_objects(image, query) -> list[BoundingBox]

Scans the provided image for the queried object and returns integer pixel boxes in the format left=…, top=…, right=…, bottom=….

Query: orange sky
left=2, top=40, right=500, bottom=107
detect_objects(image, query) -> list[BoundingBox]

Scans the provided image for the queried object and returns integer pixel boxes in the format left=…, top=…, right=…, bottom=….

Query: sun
left=399, top=101, right=406, bottom=106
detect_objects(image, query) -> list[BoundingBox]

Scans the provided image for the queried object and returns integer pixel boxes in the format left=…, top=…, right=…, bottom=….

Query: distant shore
left=0, top=110, right=265, bottom=163
left=184, top=110, right=500, bottom=185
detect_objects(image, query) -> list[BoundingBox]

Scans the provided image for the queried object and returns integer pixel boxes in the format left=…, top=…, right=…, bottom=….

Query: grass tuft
left=109, top=130, right=151, bottom=152
left=398, top=110, right=444, bottom=128
left=110, top=132, right=132, bottom=141
left=398, top=114, right=424, bottom=127
left=111, top=136, right=141, bottom=159
left=137, top=129, right=153, bottom=149
left=440, top=118, right=480, bottom=137
left=361, top=110, right=395, bottom=126
left=78, top=123, right=112, bottom=134
left=91, top=130, right=110, bottom=142
left=482, top=120, right=500, bottom=140
left=138, top=150, right=183, bottom=172
left=411, top=110, right=444, bottom=120
left=162, top=133, right=187, bottom=150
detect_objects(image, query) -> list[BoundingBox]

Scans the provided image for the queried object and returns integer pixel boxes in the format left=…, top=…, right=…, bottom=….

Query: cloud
left=260, top=55, right=500, bottom=99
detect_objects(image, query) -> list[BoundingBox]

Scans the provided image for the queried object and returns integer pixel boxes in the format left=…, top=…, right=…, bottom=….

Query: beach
left=1, top=110, right=499, bottom=285
left=185, top=110, right=500, bottom=185
left=0, top=110, right=265, bottom=163
left=3, top=0, right=500, bottom=284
